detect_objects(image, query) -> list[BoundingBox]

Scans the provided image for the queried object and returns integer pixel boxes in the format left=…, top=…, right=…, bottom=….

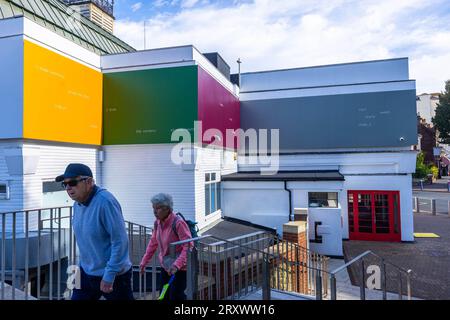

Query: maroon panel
left=198, top=66, right=240, bottom=150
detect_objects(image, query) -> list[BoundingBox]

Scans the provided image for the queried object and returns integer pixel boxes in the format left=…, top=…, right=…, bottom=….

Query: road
left=413, top=191, right=450, bottom=215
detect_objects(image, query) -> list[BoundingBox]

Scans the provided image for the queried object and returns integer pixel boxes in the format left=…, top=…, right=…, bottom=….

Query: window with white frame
left=205, top=172, right=221, bottom=216
left=0, top=182, right=10, bottom=200
left=308, top=192, right=338, bottom=208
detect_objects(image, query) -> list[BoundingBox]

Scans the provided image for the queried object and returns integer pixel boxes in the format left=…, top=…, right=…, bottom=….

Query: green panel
left=103, top=66, right=198, bottom=145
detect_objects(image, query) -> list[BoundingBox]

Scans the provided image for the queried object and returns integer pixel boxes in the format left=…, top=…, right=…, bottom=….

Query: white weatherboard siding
left=22, top=142, right=100, bottom=209
left=102, top=145, right=236, bottom=229
left=0, top=142, right=25, bottom=232
left=0, top=142, right=99, bottom=232
left=0, top=35, right=23, bottom=139
left=22, top=143, right=99, bottom=232
left=102, top=144, right=195, bottom=227
left=194, top=147, right=238, bottom=230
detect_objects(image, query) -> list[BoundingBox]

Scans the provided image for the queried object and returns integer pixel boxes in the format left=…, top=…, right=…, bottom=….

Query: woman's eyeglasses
left=61, top=177, right=89, bottom=188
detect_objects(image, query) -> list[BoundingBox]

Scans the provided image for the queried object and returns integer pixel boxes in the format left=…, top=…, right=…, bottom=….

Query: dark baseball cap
left=55, top=163, right=93, bottom=182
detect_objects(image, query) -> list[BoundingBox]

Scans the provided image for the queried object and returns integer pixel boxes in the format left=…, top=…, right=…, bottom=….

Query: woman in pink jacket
left=139, top=193, right=192, bottom=300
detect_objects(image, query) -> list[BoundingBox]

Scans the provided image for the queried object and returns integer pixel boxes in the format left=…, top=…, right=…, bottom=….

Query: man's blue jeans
left=71, top=267, right=134, bottom=300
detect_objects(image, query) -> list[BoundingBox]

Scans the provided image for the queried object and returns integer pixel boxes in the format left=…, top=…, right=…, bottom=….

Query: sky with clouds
left=112, top=0, right=450, bottom=93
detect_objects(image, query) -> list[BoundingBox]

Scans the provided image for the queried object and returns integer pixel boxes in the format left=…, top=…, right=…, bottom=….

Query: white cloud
left=180, top=0, right=200, bottom=8
left=115, top=0, right=450, bottom=93
left=131, top=2, right=142, bottom=12
left=154, top=0, right=169, bottom=7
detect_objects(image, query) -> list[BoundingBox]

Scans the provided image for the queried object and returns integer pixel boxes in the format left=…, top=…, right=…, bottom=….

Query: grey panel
left=241, top=90, right=417, bottom=151
left=240, top=58, right=410, bottom=92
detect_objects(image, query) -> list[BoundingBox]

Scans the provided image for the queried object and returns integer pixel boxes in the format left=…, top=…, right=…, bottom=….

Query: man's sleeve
left=101, top=197, right=130, bottom=284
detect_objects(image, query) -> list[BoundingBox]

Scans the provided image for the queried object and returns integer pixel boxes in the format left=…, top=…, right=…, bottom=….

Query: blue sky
left=112, top=0, right=450, bottom=93
left=114, top=0, right=254, bottom=20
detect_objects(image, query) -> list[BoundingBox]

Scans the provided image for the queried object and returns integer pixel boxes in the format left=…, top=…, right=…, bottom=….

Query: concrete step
left=240, top=288, right=314, bottom=300
left=0, top=282, right=37, bottom=300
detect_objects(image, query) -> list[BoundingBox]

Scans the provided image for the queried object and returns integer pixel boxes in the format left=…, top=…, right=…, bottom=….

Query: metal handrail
left=170, top=234, right=328, bottom=273
left=0, top=205, right=156, bottom=300
left=202, top=232, right=325, bottom=264
left=0, top=206, right=73, bottom=215
left=330, top=250, right=412, bottom=277
left=329, top=250, right=412, bottom=300
left=369, top=252, right=412, bottom=275
left=330, top=251, right=372, bottom=275
left=170, top=233, right=330, bottom=300
left=208, top=231, right=269, bottom=246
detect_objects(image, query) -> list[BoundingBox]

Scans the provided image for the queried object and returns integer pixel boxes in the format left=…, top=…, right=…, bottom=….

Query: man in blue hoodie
left=56, top=163, right=133, bottom=300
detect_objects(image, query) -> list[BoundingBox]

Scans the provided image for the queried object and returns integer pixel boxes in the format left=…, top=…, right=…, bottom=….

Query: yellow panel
left=23, top=40, right=102, bottom=145
left=413, top=233, right=440, bottom=238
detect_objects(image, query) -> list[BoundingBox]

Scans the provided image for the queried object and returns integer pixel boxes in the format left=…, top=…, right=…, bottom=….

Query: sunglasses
left=62, top=177, right=89, bottom=188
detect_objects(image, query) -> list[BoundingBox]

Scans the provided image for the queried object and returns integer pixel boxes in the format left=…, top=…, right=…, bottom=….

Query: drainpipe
left=284, top=181, right=292, bottom=221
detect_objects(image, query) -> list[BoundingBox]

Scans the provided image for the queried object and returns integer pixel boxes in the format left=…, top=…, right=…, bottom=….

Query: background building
left=416, top=116, right=437, bottom=165
left=416, top=92, right=449, bottom=175
left=62, top=0, right=115, bottom=33
left=416, top=93, right=440, bottom=124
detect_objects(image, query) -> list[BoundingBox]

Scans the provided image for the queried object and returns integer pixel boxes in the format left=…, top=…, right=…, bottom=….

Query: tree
left=414, top=151, right=439, bottom=180
left=414, top=152, right=430, bottom=179
left=432, top=80, right=450, bottom=143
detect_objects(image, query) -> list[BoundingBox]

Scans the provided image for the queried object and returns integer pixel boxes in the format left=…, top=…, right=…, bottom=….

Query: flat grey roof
left=221, top=170, right=345, bottom=182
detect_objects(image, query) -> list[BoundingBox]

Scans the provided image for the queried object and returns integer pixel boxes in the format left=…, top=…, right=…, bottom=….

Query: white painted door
left=308, top=208, right=343, bottom=257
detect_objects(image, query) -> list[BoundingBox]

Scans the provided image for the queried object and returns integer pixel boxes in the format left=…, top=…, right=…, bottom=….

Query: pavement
left=413, top=177, right=450, bottom=215
left=413, top=176, right=450, bottom=193
left=342, top=212, right=450, bottom=300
